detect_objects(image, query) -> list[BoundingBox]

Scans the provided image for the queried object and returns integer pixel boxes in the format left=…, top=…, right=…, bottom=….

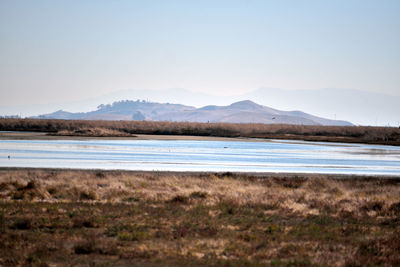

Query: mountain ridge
left=4, top=87, right=398, bottom=126
left=33, top=99, right=353, bottom=126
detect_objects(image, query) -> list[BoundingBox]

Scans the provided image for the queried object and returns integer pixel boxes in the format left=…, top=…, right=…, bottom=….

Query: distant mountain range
left=33, top=100, right=353, bottom=126
left=2, top=87, right=399, bottom=126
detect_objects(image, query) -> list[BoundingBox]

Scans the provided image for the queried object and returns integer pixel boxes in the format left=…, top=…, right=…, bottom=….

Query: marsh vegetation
left=0, top=169, right=399, bottom=266
left=1, top=118, right=400, bottom=145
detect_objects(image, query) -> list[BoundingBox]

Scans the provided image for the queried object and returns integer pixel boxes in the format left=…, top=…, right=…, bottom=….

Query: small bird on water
left=8, top=155, right=10, bottom=159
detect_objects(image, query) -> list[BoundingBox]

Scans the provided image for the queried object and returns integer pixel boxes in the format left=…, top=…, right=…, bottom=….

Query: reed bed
left=1, top=118, right=400, bottom=145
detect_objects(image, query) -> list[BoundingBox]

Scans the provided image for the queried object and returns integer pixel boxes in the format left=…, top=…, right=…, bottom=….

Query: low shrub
left=168, top=195, right=189, bottom=204
left=11, top=218, right=33, bottom=230
left=189, top=191, right=208, bottom=199
left=74, top=240, right=97, bottom=254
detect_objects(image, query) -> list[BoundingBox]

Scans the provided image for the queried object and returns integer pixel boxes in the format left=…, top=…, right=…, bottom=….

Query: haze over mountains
left=1, top=88, right=399, bottom=126
left=34, top=99, right=353, bottom=126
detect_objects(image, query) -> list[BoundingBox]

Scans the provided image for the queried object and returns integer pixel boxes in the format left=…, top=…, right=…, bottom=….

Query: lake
left=0, top=139, right=400, bottom=176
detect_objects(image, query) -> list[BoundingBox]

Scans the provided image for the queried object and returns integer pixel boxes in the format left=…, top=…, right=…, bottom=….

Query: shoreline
left=0, top=131, right=260, bottom=142
left=1, top=130, right=400, bottom=147
left=1, top=167, right=400, bottom=179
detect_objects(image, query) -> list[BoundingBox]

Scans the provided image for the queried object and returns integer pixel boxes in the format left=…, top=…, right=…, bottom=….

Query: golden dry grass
left=1, top=170, right=399, bottom=217
left=55, top=127, right=132, bottom=137
left=0, top=169, right=400, bottom=266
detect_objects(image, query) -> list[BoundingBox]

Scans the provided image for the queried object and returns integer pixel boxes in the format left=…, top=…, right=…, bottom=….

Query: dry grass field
left=0, top=169, right=399, bottom=266
left=1, top=118, right=400, bottom=145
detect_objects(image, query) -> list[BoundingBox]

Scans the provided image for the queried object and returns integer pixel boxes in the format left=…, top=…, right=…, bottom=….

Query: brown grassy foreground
left=0, top=169, right=399, bottom=266
left=1, top=118, right=400, bottom=145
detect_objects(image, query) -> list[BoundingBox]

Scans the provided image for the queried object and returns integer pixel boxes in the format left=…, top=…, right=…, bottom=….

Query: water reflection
left=0, top=139, right=399, bottom=176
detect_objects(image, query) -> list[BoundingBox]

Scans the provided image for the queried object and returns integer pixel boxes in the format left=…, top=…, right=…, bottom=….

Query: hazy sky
left=1, top=0, right=399, bottom=107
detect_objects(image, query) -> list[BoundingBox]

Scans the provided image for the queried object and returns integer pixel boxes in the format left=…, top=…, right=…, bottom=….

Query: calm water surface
left=0, top=139, right=400, bottom=175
